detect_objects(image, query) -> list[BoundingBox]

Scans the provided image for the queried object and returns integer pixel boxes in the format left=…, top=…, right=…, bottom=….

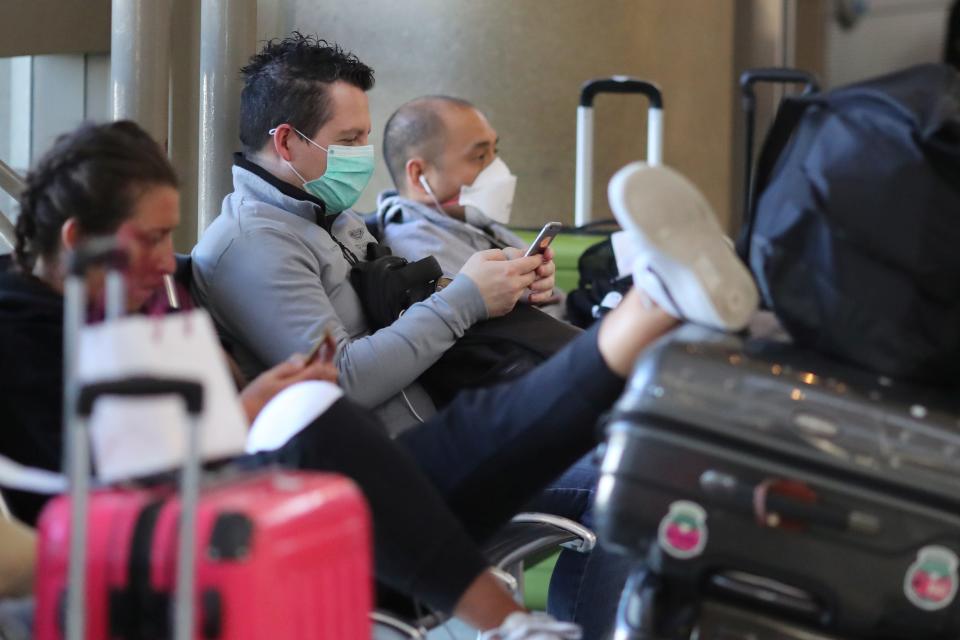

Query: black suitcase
left=595, top=321, right=960, bottom=639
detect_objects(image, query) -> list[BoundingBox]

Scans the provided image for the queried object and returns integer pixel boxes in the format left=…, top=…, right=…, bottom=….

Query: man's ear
left=405, top=158, right=428, bottom=195
left=60, top=217, right=80, bottom=252
left=270, top=124, right=297, bottom=162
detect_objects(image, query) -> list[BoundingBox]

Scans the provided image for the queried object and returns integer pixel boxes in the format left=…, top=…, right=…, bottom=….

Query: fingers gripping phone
left=304, top=326, right=336, bottom=366
left=524, top=222, right=563, bottom=257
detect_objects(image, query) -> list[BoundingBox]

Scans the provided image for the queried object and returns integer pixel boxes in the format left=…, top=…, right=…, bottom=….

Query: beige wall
left=3, top=0, right=949, bottom=239
left=0, top=1, right=111, bottom=57
left=261, top=0, right=738, bottom=229
left=825, top=0, right=951, bottom=87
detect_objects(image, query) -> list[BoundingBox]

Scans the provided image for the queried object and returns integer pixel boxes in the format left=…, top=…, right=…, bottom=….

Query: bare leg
left=453, top=290, right=675, bottom=631
left=452, top=571, right=524, bottom=631
left=598, top=288, right=679, bottom=378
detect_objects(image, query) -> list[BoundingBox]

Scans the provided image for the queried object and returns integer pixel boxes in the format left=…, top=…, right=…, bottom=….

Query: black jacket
left=0, top=260, right=65, bottom=525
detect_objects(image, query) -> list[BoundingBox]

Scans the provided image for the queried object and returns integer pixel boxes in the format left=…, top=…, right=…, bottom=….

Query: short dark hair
left=14, top=120, right=178, bottom=272
left=382, top=96, right=474, bottom=190
left=239, top=33, right=375, bottom=154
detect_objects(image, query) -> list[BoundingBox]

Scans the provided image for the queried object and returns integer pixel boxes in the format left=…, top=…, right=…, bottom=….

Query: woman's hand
left=239, top=353, right=339, bottom=423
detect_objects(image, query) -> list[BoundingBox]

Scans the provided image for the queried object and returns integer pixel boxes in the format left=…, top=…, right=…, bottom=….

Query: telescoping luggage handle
left=61, top=239, right=127, bottom=640
left=575, top=76, right=664, bottom=227
left=63, top=239, right=129, bottom=508
left=738, top=68, right=820, bottom=262
left=65, top=377, right=204, bottom=640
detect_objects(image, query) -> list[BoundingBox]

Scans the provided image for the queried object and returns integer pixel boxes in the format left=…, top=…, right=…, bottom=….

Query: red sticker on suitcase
left=904, top=546, right=959, bottom=611
left=658, top=500, right=708, bottom=560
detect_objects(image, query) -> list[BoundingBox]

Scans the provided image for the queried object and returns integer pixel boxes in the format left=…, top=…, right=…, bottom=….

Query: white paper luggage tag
left=78, top=309, right=248, bottom=482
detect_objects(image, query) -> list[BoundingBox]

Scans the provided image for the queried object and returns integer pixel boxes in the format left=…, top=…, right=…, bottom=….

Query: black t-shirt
left=0, top=263, right=66, bottom=525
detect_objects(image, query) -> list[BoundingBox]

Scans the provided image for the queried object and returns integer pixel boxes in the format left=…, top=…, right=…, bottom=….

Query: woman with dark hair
left=5, top=121, right=179, bottom=521
left=0, top=120, right=754, bottom=638
left=2, top=121, right=333, bottom=524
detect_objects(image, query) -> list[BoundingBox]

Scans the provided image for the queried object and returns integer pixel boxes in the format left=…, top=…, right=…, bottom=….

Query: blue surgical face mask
left=270, top=126, right=375, bottom=214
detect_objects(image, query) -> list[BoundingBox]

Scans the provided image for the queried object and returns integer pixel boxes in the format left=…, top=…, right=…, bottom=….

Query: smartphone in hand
left=524, top=222, right=563, bottom=257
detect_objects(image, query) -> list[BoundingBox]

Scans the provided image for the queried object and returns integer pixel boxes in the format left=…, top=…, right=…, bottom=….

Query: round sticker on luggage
left=657, top=500, right=708, bottom=560
left=904, top=546, right=959, bottom=611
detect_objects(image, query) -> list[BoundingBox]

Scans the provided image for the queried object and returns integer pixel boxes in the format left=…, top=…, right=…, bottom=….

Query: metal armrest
left=372, top=514, right=596, bottom=636
left=484, top=512, right=596, bottom=571
left=489, top=566, right=520, bottom=594
left=370, top=610, right=427, bottom=639
left=0, top=490, right=11, bottom=521
left=510, top=513, right=596, bottom=553
left=372, top=563, right=515, bottom=635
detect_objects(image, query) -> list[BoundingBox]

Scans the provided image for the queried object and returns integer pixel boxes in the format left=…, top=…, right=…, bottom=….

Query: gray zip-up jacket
left=376, top=190, right=527, bottom=278
left=191, top=157, right=488, bottom=434
left=376, top=190, right=567, bottom=319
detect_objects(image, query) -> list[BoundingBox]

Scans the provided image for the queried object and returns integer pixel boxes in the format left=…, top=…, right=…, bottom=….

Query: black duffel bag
left=566, top=236, right=633, bottom=329
left=419, top=303, right=580, bottom=407
left=744, top=64, right=960, bottom=383
left=349, top=243, right=443, bottom=330
left=352, top=242, right=580, bottom=407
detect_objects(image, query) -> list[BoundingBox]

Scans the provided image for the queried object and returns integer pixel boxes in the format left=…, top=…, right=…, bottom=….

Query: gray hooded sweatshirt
left=191, top=157, right=488, bottom=434
left=376, top=190, right=566, bottom=319
left=376, top=190, right=527, bottom=278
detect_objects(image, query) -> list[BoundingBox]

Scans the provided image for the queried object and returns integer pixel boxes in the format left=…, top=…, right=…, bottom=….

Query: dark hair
left=239, top=33, right=375, bottom=154
left=382, top=96, right=475, bottom=190
left=14, top=120, right=178, bottom=272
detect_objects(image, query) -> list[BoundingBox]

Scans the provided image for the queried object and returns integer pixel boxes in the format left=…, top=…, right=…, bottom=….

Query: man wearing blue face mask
left=185, top=34, right=763, bottom=639
left=191, top=34, right=558, bottom=434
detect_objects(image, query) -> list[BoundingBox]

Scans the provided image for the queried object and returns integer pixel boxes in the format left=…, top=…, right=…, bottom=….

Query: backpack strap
left=736, top=96, right=812, bottom=263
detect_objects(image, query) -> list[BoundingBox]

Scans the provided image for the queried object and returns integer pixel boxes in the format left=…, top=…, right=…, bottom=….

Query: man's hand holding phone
left=527, top=244, right=558, bottom=304
left=524, top=221, right=562, bottom=257
left=504, top=245, right=557, bottom=305
left=461, top=250, right=542, bottom=317
left=519, top=221, right=562, bottom=304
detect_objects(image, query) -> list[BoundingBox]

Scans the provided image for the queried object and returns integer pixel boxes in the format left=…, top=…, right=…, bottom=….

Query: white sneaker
left=478, top=611, right=582, bottom=640
left=632, top=254, right=682, bottom=318
left=608, top=162, right=759, bottom=331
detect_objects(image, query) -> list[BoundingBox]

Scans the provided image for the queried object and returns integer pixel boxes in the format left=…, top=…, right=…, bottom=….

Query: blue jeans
left=240, top=322, right=626, bottom=615
left=394, top=323, right=628, bottom=614
left=525, top=454, right=632, bottom=640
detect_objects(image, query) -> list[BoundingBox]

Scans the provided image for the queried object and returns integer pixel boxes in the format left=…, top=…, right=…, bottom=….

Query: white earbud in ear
left=420, top=173, right=450, bottom=214
left=418, top=174, right=435, bottom=196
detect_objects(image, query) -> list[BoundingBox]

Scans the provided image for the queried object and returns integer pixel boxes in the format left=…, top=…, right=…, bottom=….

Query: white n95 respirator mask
left=458, top=157, right=517, bottom=226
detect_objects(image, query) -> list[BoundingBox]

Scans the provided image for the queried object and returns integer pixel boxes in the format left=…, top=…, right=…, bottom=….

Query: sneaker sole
left=608, top=162, right=758, bottom=330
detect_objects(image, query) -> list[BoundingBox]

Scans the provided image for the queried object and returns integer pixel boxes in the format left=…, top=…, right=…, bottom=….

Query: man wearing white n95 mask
left=377, top=96, right=564, bottom=315
left=377, top=97, right=622, bottom=638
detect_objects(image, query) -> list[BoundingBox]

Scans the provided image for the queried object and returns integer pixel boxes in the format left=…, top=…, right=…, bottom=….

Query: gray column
left=110, top=0, right=172, bottom=146
left=197, top=0, right=256, bottom=233
left=0, top=206, right=15, bottom=250
left=0, top=158, right=24, bottom=201
left=0, top=158, right=23, bottom=248
left=168, top=0, right=201, bottom=251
